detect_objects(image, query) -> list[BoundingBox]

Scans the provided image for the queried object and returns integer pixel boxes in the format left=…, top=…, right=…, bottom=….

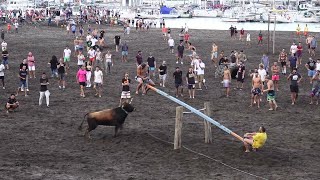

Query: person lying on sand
left=243, top=126, right=267, bottom=153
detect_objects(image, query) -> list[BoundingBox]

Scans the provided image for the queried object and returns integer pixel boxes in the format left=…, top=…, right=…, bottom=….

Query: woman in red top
left=7, top=23, right=11, bottom=33
left=296, top=42, right=303, bottom=64
left=239, top=28, right=245, bottom=41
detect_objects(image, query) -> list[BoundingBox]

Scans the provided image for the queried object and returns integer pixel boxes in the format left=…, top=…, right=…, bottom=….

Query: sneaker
left=59, top=86, right=62, bottom=89
left=160, top=83, right=162, bottom=86
left=26, top=88, right=29, bottom=92
left=176, top=61, right=178, bottom=64
left=47, top=105, right=50, bottom=108
left=181, top=62, right=183, bottom=65
left=21, top=88, right=24, bottom=92
left=2, top=87, right=5, bottom=89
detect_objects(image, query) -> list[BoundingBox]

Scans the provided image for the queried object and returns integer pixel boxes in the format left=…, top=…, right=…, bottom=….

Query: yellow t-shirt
left=252, top=132, right=267, bottom=149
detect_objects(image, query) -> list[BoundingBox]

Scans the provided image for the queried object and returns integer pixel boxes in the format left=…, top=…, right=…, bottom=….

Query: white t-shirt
left=290, top=45, right=297, bottom=54
left=94, top=70, right=103, bottom=83
left=14, top=22, right=18, bottom=28
left=91, top=38, right=98, bottom=46
left=316, top=62, right=320, bottom=71
left=77, top=54, right=85, bottom=66
left=168, top=39, right=174, bottom=47
left=197, top=62, right=205, bottom=75
left=96, top=51, right=102, bottom=60
left=191, top=59, right=200, bottom=72
left=1, top=42, right=7, bottom=51
left=258, top=68, right=267, bottom=81
left=88, top=49, right=96, bottom=58
left=105, top=54, right=112, bottom=63
left=246, top=33, right=251, bottom=41
left=86, top=35, right=92, bottom=42
left=0, top=64, right=5, bottom=76
left=64, top=48, right=71, bottom=58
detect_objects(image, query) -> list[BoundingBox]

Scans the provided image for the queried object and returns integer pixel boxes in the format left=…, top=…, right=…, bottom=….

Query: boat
left=262, top=12, right=294, bottom=23
left=160, top=6, right=180, bottom=18
left=295, top=11, right=320, bottom=23
left=192, top=9, right=218, bottom=18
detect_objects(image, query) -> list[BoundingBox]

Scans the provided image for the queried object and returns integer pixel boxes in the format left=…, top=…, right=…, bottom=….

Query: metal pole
left=144, top=85, right=244, bottom=142
left=273, top=16, right=276, bottom=54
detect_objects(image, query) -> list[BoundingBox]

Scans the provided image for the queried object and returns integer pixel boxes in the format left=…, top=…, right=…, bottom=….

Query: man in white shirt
left=197, top=58, right=206, bottom=90
left=168, top=37, right=175, bottom=54
left=258, top=64, right=267, bottom=92
left=87, top=47, right=96, bottom=65
left=0, top=62, right=5, bottom=89
left=14, top=21, right=19, bottom=33
left=63, top=46, right=71, bottom=70
left=91, top=37, right=98, bottom=48
left=1, top=40, right=7, bottom=51
left=316, top=59, right=320, bottom=71
left=290, top=42, right=298, bottom=56
left=93, top=66, right=103, bottom=97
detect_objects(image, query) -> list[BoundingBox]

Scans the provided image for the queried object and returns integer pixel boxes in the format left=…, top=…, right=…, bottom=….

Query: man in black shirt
left=305, top=57, right=316, bottom=84
left=16, top=65, right=28, bottom=96
left=177, top=42, right=184, bottom=64
left=2, top=49, right=9, bottom=69
left=147, top=53, right=156, bottom=79
left=57, top=58, right=66, bottom=90
left=49, top=55, right=58, bottom=78
left=173, top=67, right=183, bottom=97
left=114, top=35, right=121, bottom=52
left=186, top=67, right=196, bottom=99
left=158, top=61, right=167, bottom=87
left=1, top=29, right=4, bottom=41
left=39, top=72, right=50, bottom=107
left=6, top=94, right=19, bottom=113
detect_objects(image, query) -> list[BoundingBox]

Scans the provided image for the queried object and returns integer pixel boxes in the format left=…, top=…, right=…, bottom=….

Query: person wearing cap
left=287, top=68, right=302, bottom=105
left=158, top=61, right=167, bottom=87
left=305, top=58, right=317, bottom=84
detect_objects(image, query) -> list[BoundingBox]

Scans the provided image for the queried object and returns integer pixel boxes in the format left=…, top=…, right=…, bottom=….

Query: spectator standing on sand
left=147, top=53, right=156, bottom=79
left=27, top=52, right=36, bottom=78
left=77, top=51, right=85, bottom=69
left=136, top=51, right=143, bottom=66
left=250, top=70, right=262, bottom=108
left=14, top=21, right=18, bottom=33
left=1, top=40, right=7, bottom=51
left=296, top=42, right=303, bottom=65
left=197, top=58, right=206, bottom=90
left=211, top=42, right=218, bottom=67
left=239, top=28, right=245, bottom=41
left=104, top=50, right=113, bottom=74
left=306, top=35, right=312, bottom=55
left=76, top=65, right=87, bottom=97
left=120, top=72, right=131, bottom=105
left=173, top=67, right=183, bottom=97
left=1, top=29, right=4, bottom=40
left=229, top=25, right=234, bottom=38
left=271, top=62, right=280, bottom=91
left=223, top=65, right=231, bottom=97
left=310, top=70, right=320, bottom=105
left=186, top=66, right=196, bottom=99
left=287, top=68, right=302, bottom=105
left=114, top=35, right=121, bottom=52
left=2, top=48, right=9, bottom=69
left=258, top=31, right=263, bottom=45
left=48, top=55, right=58, bottom=78
left=279, top=49, right=288, bottom=75
left=263, top=76, right=278, bottom=111
left=310, top=36, right=317, bottom=57
left=236, top=61, right=245, bottom=90
left=168, top=37, right=175, bottom=54
left=95, top=48, right=102, bottom=66
left=159, top=61, right=167, bottom=87
left=57, top=58, right=66, bottom=90
left=16, top=65, right=28, bottom=96
left=246, top=32, right=251, bottom=46
left=177, top=41, right=184, bottom=64
left=5, top=94, right=19, bottom=113
left=121, top=42, right=129, bottom=62
left=39, top=72, right=50, bottom=107
left=0, top=62, right=5, bottom=89
left=305, top=58, right=317, bottom=84
left=288, top=53, right=298, bottom=72
left=261, top=53, right=269, bottom=73
left=258, top=64, right=267, bottom=92
left=93, top=66, right=103, bottom=98
left=63, top=46, right=71, bottom=72
left=85, top=61, right=92, bottom=88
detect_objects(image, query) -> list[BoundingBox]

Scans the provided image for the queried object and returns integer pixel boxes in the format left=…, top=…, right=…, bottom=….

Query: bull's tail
left=78, top=113, right=89, bottom=130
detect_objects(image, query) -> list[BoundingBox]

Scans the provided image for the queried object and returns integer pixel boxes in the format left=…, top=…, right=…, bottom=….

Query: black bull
left=78, top=103, right=135, bottom=138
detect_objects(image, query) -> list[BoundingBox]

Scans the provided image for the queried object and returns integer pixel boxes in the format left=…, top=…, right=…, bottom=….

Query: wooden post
left=204, top=102, right=212, bottom=143
left=174, top=106, right=183, bottom=150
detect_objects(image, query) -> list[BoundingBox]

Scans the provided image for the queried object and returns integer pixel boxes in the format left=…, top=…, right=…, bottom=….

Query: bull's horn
left=129, top=98, right=133, bottom=104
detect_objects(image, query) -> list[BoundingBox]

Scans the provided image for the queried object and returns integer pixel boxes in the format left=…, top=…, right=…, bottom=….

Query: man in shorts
left=211, top=42, right=218, bottom=67
left=114, top=35, right=121, bottom=52
left=0, top=62, right=5, bottom=89
left=243, top=126, right=267, bottom=153
left=57, top=58, right=66, bottom=90
left=250, top=70, right=262, bottom=108
left=263, top=75, right=278, bottom=111
left=197, top=59, right=206, bottom=90
left=6, top=94, right=19, bottom=113
left=2, top=48, right=9, bottom=69
left=135, top=63, right=155, bottom=95
left=16, top=65, right=28, bottom=96
left=87, top=47, right=96, bottom=65
left=310, top=36, right=317, bottom=57
left=278, top=49, right=288, bottom=75
left=177, top=41, right=184, bottom=64
left=271, top=62, right=280, bottom=91
left=288, top=53, right=298, bottom=72
left=305, top=57, right=316, bottom=84
left=310, top=70, right=320, bottom=105
left=296, top=42, right=303, bottom=65
left=168, top=37, right=175, bottom=54
left=158, top=61, right=167, bottom=87
left=173, top=67, right=183, bottom=97
left=290, top=42, right=297, bottom=57
left=93, top=66, right=103, bottom=97
left=147, top=53, right=156, bottom=79
left=287, top=68, right=302, bottom=105
left=120, top=72, right=131, bottom=105
left=223, top=65, right=231, bottom=97
left=236, top=61, right=245, bottom=90
left=186, top=66, right=196, bottom=99
left=63, top=46, right=71, bottom=71
left=121, top=42, right=129, bottom=62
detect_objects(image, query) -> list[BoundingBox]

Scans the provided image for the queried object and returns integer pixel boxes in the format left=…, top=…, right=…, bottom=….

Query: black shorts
left=281, top=61, right=286, bottom=67
left=79, top=82, right=86, bottom=86
left=290, top=85, right=299, bottom=93
left=188, top=84, right=195, bottom=89
left=0, top=76, right=4, bottom=80
left=178, top=52, right=183, bottom=58
left=175, top=82, right=182, bottom=88
left=237, top=73, right=244, bottom=83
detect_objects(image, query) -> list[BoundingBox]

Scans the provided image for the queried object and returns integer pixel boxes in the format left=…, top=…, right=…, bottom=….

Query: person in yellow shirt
left=296, top=24, right=301, bottom=37
left=243, top=126, right=267, bottom=152
left=304, top=24, right=308, bottom=37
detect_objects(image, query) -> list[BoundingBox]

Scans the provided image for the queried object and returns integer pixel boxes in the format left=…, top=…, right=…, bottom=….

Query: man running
left=287, top=68, right=302, bottom=105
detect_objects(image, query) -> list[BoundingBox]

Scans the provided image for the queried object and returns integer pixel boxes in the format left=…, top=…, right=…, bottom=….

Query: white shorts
left=121, top=91, right=131, bottom=99
left=246, top=37, right=251, bottom=42
left=159, top=74, right=167, bottom=81
left=28, top=66, right=35, bottom=71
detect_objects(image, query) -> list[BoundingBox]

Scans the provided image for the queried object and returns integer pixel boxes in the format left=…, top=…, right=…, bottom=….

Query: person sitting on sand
left=6, top=94, right=19, bottom=113
left=243, top=126, right=267, bottom=152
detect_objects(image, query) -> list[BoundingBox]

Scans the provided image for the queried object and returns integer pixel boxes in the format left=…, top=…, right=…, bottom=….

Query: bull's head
left=122, top=102, right=135, bottom=113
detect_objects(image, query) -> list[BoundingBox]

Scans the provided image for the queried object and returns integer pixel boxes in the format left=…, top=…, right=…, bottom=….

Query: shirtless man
left=306, top=35, right=313, bottom=54
left=271, top=62, right=280, bottom=91
left=211, top=42, right=218, bottom=67
left=263, top=76, right=278, bottom=110
left=74, top=37, right=80, bottom=57
left=250, top=71, right=262, bottom=108
left=223, top=65, right=231, bottom=97
left=135, top=63, right=155, bottom=95
left=278, top=49, right=288, bottom=75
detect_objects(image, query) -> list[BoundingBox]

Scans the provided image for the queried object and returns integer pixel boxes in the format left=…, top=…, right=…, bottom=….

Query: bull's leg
left=84, top=129, right=91, bottom=139
left=114, top=126, right=120, bottom=137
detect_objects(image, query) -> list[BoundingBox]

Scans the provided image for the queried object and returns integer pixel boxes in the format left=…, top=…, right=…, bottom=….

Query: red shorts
left=258, top=37, right=262, bottom=41
left=272, top=74, right=279, bottom=81
left=89, top=57, right=95, bottom=62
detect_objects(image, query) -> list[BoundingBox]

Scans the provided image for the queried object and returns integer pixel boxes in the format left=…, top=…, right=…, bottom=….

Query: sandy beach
left=0, top=22, right=319, bottom=179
